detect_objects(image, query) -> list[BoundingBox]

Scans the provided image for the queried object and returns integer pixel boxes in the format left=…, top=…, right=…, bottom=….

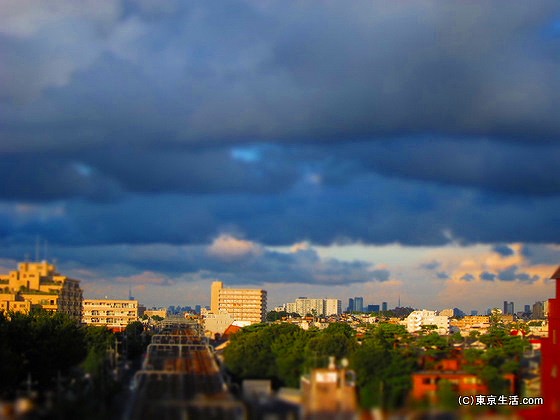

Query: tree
left=416, top=332, right=452, bottom=368
left=266, top=310, right=289, bottom=322
left=464, top=327, right=529, bottom=395
left=271, top=325, right=310, bottom=387
left=304, top=323, right=356, bottom=369
left=83, top=326, right=115, bottom=377
left=0, top=311, right=87, bottom=397
left=224, top=323, right=287, bottom=385
left=125, top=321, right=146, bottom=360
left=351, top=323, right=415, bottom=409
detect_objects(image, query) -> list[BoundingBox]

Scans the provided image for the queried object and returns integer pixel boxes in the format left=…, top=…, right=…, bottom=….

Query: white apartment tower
left=325, top=298, right=342, bottom=316
left=282, top=298, right=342, bottom=317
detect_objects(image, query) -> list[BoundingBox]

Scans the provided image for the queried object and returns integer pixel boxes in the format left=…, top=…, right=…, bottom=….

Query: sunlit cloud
left=207, top=234, right=263, bottom=260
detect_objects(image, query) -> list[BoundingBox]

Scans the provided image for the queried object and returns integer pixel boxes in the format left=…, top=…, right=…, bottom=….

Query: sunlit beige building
left=144, top=308, right=167, bottom=319
left=82, top=298, right=139, bottom=330
left=210, top=281, right=267, bottom=324
left=0, top=261, right=83, bottom=320
left=0, top=294, right=31, bottom=314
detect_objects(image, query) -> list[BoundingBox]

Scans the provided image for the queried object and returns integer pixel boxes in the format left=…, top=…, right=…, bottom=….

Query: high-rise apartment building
left=0, top=261, right=83, bottom=321
left=282, top=298, right=341, bottom=317
left=325, top=299, right=342, bottom=316
left=533, top=301, right=546, bottom=319
left=82, top=299, right=139, bottom=330
left=295, top=297, right=325, bottom=317
left=210, top=281, right=267, bottom=324
left=382, top=302, right=388, bottom=312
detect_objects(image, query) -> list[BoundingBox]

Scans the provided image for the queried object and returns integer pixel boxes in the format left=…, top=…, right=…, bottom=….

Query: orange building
left=412, top=358, right=515, bottom=403
left=0, top=261, right=82, bottom=320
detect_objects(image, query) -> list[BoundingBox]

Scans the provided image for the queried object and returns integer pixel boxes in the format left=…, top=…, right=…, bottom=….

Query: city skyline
left=1, top=2, right=559, bottom=314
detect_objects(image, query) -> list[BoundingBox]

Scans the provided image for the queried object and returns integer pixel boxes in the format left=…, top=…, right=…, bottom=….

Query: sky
left=1, top=0, right=560, bottom=313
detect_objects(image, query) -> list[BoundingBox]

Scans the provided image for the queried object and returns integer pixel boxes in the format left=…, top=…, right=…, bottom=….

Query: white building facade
left=405, top=310, right=450, bottom=335
left=281, top=298, right=342, bottom=317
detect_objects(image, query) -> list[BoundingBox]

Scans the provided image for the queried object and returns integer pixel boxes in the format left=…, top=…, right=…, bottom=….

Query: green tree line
left=223, top=321, right=530, bottom=410
left=0, top=310, right=149, bottom=417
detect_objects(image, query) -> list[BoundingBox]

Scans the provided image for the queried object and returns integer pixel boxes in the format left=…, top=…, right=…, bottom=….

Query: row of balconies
left=83, top=302, right=136, bottom=308
left=86, top=310, right=137, bottom=316
left=86, top=317, right=135, bottom=324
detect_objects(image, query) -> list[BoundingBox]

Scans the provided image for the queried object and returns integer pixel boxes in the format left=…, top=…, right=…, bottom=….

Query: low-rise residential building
left=450, top=315, right=491, bottom=335
left=204, top=311, right=235, bottom=337
left=82, top=298, right=139, bottom=330
left=144, top=308, right=167, bottom=319
left=0, top=261, right=83, bottom=321
left=406, top=310, right=450, bottom=335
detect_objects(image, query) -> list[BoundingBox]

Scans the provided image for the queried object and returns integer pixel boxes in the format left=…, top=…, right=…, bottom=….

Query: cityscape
left=2, top=0, right=560, bottom=418
left=0, top=259, right=559, bottom=417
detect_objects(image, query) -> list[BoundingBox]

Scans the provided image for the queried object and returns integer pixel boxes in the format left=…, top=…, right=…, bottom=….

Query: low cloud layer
left=1, top=1, right=559, bottom=300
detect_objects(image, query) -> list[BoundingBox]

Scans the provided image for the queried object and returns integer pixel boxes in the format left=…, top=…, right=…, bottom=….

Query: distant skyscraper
left=372, top=304, right=380, bottom=313
left=354, top=297, right=364, bottom=312
left=533, top=301, right=545, bottom=319
left=508, top=302, right=514, bottom=315
left=504, top=300, right=509, bottom=315
left=524, top=304, right=531, bottom=314
left=382, top=301, right=388, bottom=312
left=347, top=298, right=354, bottom=313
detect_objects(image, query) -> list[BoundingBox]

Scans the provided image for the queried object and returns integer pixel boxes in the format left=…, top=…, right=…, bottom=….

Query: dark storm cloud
left=2, top=1, right=559, bottom=149
left=331, top=139, right=560, bottom=196
left=493, top=244, right=515, bottom=257
left=436, top=272, right=449, bottom=280
left=521, top=245, right=560, bottom=266
left=1, top=0, right=560, bottom=251
left=497, top=266, right=540, bottom=283
left=0, top=240, right=386, bottom=286
left=2, top=171, right=560, bottom=249
left=421, top=261, right=440, bottom=270
left=480, top=272, right=497, bottom=282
